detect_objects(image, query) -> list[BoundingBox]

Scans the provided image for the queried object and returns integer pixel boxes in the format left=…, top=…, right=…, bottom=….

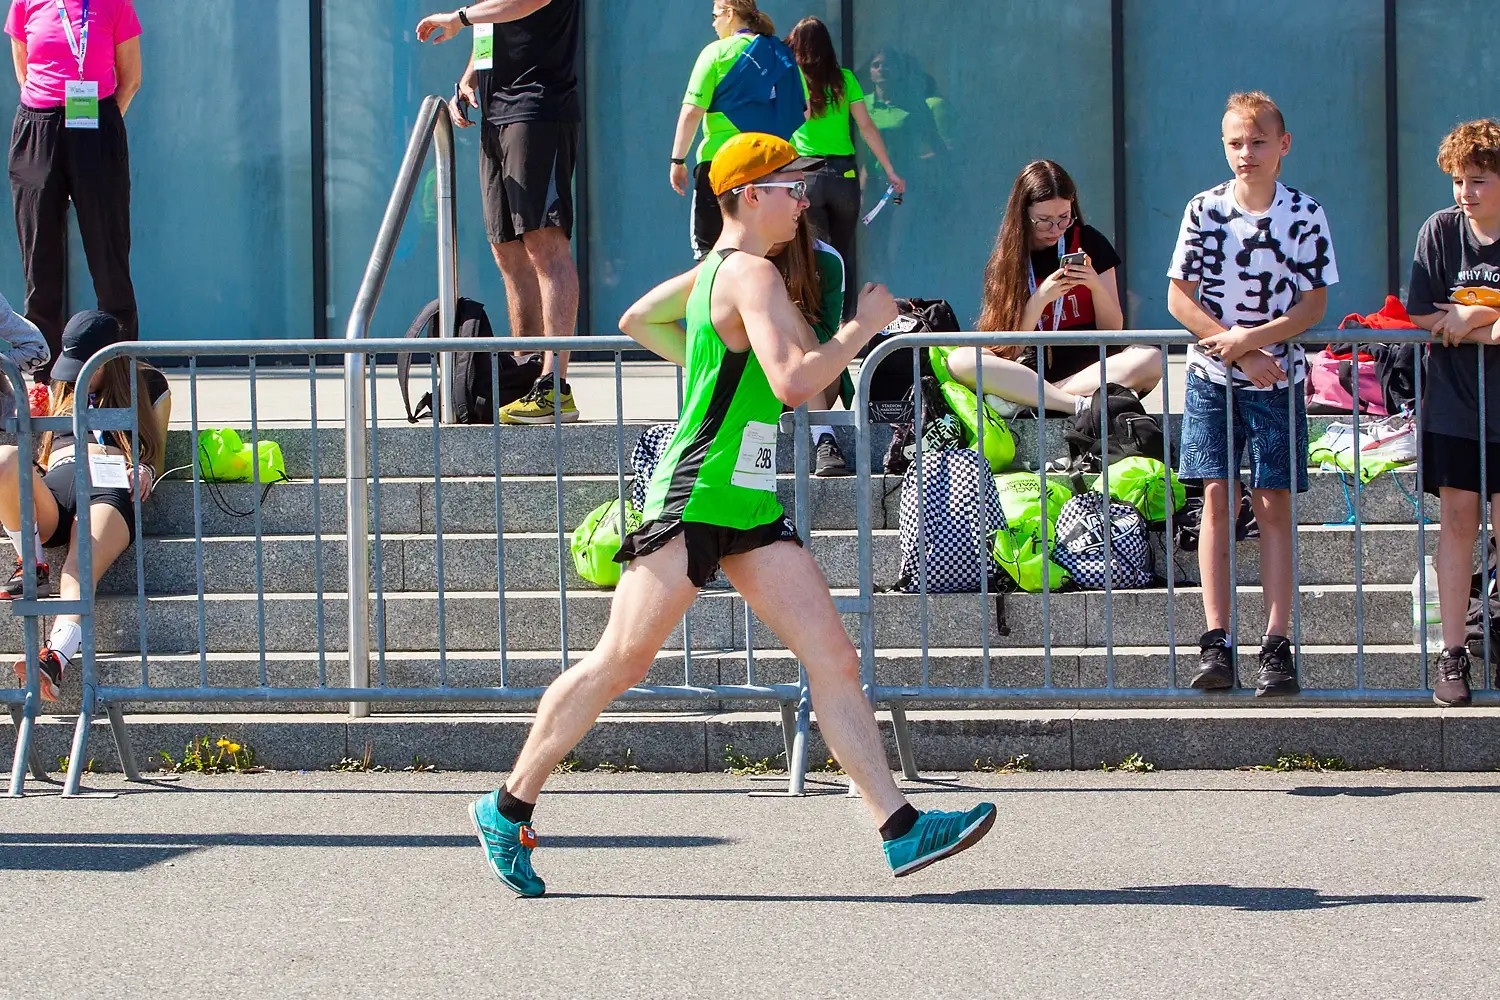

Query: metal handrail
left=343, top=95, right=457, bottom=717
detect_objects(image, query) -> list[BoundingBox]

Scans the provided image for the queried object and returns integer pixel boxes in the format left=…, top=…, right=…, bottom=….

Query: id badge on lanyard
left=58, top=0, right=98, bottom=129
left=472, top=23, right=494, bottom=70
left=1027, top=235, right=1067, bottom=331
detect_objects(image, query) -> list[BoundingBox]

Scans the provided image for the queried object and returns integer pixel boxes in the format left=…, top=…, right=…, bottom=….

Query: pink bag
left=1306, top=348, right=1388, bottom=416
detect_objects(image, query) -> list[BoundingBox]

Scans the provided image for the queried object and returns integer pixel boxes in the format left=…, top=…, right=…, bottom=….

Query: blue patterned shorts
left=1178, top=371, right=1309, bottom=492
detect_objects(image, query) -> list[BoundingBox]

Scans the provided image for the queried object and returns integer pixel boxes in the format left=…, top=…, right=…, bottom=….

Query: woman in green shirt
left=787, top=17, right=905, bottom=317
left=669, top=0, right=789, bottom=259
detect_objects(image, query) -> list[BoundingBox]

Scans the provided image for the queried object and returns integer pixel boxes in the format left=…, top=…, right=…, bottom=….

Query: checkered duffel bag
left=630, top=422, right=679, bottom=511
left=1050, top=492, right=1154, bottom=590
left=895, top=448, right=1002, bottom=593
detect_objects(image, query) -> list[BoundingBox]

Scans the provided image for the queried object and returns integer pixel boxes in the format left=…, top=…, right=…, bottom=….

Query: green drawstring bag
left=991, top=472, right=1073, bottom=592
left=571, top=499, right=643, bottom=588
left=937, top=379, right=1016, bottom=472
left=1095, top=456, right=1185, bottom=523
left=197, top=428, right=287, bottom=484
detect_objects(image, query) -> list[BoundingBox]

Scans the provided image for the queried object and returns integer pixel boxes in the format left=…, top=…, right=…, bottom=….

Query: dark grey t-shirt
left=1407, top=206, right=1500, bottom=441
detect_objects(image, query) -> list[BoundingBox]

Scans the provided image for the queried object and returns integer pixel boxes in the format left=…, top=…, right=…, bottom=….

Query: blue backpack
left=709, top=35, right=805, bottom=141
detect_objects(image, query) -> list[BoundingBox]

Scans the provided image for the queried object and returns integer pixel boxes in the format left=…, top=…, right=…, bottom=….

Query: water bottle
left=1412, top=555, right=1443, bottom=652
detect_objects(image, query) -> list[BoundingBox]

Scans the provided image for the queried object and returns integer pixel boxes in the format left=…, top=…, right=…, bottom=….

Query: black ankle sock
left=879, top=803, right=920, bottom=842
left=497, top=788, right=535, bottom=825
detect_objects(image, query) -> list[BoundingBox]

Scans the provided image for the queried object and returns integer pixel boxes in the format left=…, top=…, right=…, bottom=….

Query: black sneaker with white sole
left=1255, top=635, right=1299, bottom=697
left=1188, top=629, right=1235, bottom=690
left=813, top=434, right=852, bottom=477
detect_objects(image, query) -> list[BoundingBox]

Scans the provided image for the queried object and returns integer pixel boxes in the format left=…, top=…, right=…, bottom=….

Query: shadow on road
left=547, top=883, right=1484, bottom=912
left=1288, top=785, right=1500, bottom=797
left=0, top=832, right=731, bottom=872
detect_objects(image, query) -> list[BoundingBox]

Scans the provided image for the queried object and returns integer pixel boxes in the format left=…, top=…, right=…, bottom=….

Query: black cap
left=50, top=311, right=124, bottom=383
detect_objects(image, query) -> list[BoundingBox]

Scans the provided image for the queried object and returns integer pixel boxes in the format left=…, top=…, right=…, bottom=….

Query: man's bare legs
left=720, top=540, right=907, bottom=825
left=504, top=535, right=699, bottom=802
left=490, top=225, right=579, bottom=379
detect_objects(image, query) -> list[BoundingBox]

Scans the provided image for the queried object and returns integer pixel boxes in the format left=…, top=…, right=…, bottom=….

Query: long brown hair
left=771, top=222, right=824, bottom=331
left=787, top=17, right=844, bottom=118
left=976, top=160, right=1083, bottom=359
left=40, top=357, right=167, bottom=471
left=721, top=0, right=774, bottom=36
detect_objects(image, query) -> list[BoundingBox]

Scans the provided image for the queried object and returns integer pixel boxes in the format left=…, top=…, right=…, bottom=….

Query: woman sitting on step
left=0, top=311, right=169, bottom=701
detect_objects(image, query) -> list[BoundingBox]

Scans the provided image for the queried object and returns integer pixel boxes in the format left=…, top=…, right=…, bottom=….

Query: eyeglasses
left=1028, top=212, right=1073, bottom=230
left=732, top=180, right=808, bottom=199
left=712, top=6, right=729, bottom=17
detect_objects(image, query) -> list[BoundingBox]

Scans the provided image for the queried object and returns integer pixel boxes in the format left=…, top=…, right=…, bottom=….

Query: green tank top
left=642, top=249, right=785, bottom=529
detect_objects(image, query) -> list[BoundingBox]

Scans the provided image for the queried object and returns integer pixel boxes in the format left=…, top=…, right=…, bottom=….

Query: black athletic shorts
left=480, top=120, right=577, bottom=244
left=41, top=459, right=136, bottom=548
left=1422, top=430, right=1500, bottom=498
left=614, top=515, right=802, bottom=588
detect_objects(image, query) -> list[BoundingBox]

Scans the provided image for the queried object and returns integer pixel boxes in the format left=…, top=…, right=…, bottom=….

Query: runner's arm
left=735, top=259, right=893, bottom=407
left=619, top=269, right=699, bottom=366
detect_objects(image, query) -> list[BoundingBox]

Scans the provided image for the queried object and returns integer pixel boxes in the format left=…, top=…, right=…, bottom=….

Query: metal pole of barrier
left=129, top=363, right=146, bottom=690
left=1287, top=351, right=1304, bottom=678
left=552, top=368, right=570, bottom=671
left=309, top=359, right=328, bottom=687
left=854, top=361, right=877, bottom=705
left=1415, top=352, right=1429, bottom=686
left=1098, top=348, right=1115, bottom=687
left=430, top=360, right=449, bottom=688
left=1351, top=340, right=1366, bottom=687
left=63, top=363, right=100, bottom=796
left=343, top=95, right=444, bottom=717
left=491, top=354, right=509, bottom=686
left=434, top=111, right=458, bottom=422
left=367, top=354, right=389, bottom=691
left=912, top=349, right=931, bottom=686
left=1037, top=349, right=1052, bottom=687
left=1161, top=345, right=1178, bottom=685
left=1225, top=367, right=1239, bottom=678
left=974, top=349, right=991, bottom=688
left=190, top=362, right=208, bottom=686
left=6, top=357, right=45, bottom=795
left=787, top=406, right=812, bottom=794
left=1479, top=346, right=1491, bottom=681
left=248, top=358, right=269, bottom=687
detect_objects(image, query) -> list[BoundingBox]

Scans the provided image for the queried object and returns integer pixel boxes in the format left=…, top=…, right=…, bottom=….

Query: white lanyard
left=56, top=0, right=90, bottom=79
left=1027, top=235, right=1066, bottom=331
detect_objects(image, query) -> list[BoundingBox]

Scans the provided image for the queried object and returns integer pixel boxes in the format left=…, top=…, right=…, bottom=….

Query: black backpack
left=397, top=297, right=542, bottom=424
left=1062, top=383, right=1166, bottom=472
left=864, top=298, right=960, bottom=421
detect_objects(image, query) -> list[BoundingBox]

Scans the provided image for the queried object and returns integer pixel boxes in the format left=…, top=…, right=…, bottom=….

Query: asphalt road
left=3, top=769, right=1498, bottom=1000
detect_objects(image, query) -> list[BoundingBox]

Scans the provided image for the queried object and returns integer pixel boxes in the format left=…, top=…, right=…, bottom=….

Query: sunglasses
left=732, top=180, right=808, bottom=199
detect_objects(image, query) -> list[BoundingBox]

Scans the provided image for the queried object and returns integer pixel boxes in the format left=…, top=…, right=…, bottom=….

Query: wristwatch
left=670, top=157, right=686, bottom=165
left=457, top=7, right=472, bottom=26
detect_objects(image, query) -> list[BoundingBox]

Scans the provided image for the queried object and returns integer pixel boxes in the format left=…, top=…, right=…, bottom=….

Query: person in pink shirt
left=6, top=0, right=141, bottom=393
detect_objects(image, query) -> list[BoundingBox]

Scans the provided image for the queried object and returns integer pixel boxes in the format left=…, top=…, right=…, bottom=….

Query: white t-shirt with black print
left=1167, top=180, right=1339, bottom=390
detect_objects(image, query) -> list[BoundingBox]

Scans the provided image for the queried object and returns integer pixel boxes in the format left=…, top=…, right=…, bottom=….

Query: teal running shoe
left=468, top=791, right=546, bottom=897
left=884, top=803, right=997, bottom=877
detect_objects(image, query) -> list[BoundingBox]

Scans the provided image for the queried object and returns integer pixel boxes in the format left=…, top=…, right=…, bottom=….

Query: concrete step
left=158, top=414, right=1385, bottom=481
left=0, top=583, right=1421, bottom=655
left=7, top=706, right=1500, bottom=774
left=86, top=522, right=1442, bottom=596
left=48, top=644, right=1462, bottom=715
left=139, top=466, right=1433, bottom=539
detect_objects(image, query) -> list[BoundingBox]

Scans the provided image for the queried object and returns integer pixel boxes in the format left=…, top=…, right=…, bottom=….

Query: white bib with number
left=89, top=453, right=130, bottom=489
left=472, top=23, right=494, bottom=70
left=730, top=421, right=777, bottom=492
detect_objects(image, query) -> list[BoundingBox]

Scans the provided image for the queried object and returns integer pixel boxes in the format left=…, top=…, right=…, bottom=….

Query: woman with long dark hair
left=786, top=17, right=903, bottom=314
left=945, top=160, right=1160, bottom=413
left=0, top=311, right=169, bottom=701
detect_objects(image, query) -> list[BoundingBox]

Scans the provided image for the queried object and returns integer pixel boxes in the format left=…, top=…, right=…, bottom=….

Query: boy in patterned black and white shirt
left=1166, top=91, right=1339, bottom=696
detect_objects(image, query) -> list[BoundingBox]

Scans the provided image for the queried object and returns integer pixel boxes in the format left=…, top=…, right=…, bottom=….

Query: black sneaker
left=1255, top=634, right=1300, bottom=697
left=813, top=434, right=851, bottom=477
left=12, top=646, right=66, bottom=702
left=1, top=556, right=48, bottom=599
left=1189, top=629, right=1235, bottom=690
left=1433, top=646, right=1473, bottom=707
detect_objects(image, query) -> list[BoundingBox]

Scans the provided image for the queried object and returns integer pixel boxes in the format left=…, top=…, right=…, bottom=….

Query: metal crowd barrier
left=852, top=329, right=1469, bottom=778
left=12, top=337, right=824, bottom=798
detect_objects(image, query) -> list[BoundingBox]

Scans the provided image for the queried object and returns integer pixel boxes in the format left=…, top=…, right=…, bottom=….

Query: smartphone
left=453, top=83, right=474, bottom=122
left=1059, top=251, right=1089, bottom=270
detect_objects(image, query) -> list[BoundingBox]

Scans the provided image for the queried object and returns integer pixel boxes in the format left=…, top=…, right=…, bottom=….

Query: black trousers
left=690, top=161, right=722, bottom=261
left=802, top=156, right=860, bottom=319
left=10, top=96, right=137, bottom=381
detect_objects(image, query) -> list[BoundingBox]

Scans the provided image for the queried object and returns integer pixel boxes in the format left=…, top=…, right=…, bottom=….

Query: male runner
left=468, top=132, right=997, bottom=896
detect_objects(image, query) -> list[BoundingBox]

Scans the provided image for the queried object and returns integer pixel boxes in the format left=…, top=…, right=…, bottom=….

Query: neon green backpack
left=197, top=428, right=287, bottom=484
left=991, top=472, right=1073, bottom=592
left=1094, top=456, right=1185, bottom=523
left=937, top=381, right=1015, bottom=472
left=571, top=499, right=643, bottom=588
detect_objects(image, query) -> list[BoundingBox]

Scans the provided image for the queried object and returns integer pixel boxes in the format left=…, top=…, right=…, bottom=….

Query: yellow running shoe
left=499, top=378, right=580, bottom=425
